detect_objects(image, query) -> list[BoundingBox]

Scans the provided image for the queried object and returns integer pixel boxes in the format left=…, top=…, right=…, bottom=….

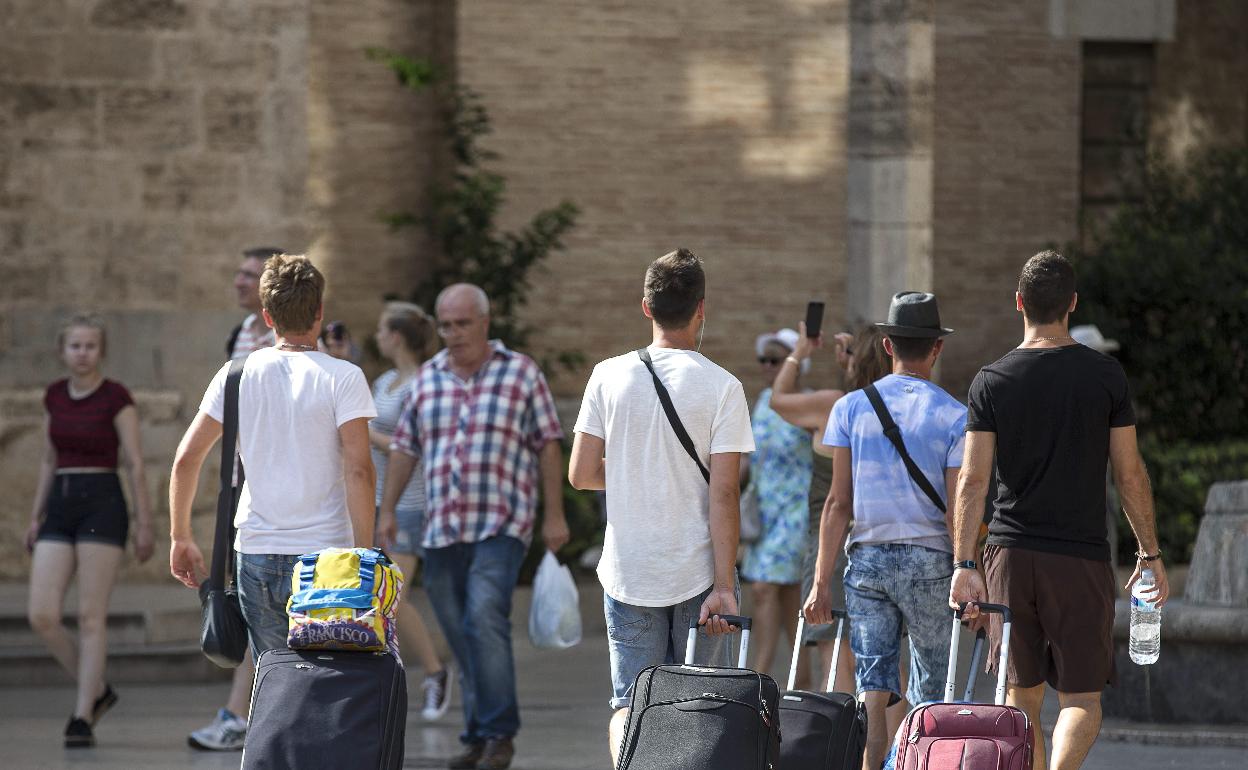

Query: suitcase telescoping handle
left=685, top=615, right=752, bottom=668
left=787, top=610, right=847, bottom=692
left=945, top=602, right=1012, bottom=706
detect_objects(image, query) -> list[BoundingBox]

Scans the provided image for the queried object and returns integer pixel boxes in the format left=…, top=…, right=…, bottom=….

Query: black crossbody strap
left=863, top=383, right=946, bottom=513
left=637, top=349, right=710, bottom=484
left=209, top=356, right=247, bottom=588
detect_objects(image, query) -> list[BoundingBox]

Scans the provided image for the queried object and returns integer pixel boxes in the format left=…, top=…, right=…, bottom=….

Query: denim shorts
left=377, top=506, right=426, bottom=558
left=843, top=543, right=952, bottom=707
left=236, top=552, right=300, bottom=659
left=604, top=582, right=740, bottom=710
left=38, top=473, right=129, bottom=548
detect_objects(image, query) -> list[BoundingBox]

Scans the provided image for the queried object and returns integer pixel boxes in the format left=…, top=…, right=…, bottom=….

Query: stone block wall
left=0, top=0, right=315, bottom=580
left=930, top=0, right=1082, bottom=398
left=454, top=0, right=853, bottom=403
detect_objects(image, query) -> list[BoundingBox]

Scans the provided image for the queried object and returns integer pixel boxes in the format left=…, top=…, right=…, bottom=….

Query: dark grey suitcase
left=778, top=611, right=867, bottom=770
left=242, top=648, right=407, bottom=770
left=617, top=614, right=781, bottom=770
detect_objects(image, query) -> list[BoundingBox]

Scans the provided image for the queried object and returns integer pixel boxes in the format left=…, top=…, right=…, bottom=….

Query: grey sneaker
left=187, top=708, right=247, bottom=751
left=421, top=668, right=453, bottom=721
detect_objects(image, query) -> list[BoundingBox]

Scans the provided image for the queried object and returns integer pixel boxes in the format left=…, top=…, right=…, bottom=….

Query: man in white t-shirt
left=187, top=245, right=286, bottom=752
left=169, top=254, right=377, bottom=658
left=569, top=248, right=755, bottom=766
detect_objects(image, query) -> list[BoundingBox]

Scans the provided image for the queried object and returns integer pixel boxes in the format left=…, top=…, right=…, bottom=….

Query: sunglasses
left=758, top=356, right=785, bottom=366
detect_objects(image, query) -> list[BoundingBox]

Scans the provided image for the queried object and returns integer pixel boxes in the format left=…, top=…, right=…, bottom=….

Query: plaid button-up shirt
left=392, top=341, right=563, bottom=549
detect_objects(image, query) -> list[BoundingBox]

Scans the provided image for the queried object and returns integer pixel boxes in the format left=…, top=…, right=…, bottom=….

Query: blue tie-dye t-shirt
left=823, top=374, right=967, bottom=552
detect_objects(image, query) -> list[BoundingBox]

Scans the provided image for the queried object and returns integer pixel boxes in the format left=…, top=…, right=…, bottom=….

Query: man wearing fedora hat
left=949, top=250, right=1168, bottom=770
left=804, top=290, right=967, bottom=769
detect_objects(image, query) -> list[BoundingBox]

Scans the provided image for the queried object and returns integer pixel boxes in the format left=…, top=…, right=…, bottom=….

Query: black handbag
left=199, top=356, right=250, bottom=668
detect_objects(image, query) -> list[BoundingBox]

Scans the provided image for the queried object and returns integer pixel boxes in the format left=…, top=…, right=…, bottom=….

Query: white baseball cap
left=1070, top=324, right=1120, bottom=353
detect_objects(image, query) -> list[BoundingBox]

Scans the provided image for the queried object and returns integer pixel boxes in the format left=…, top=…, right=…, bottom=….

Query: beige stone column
left=846, top=0, right=935, bottom=325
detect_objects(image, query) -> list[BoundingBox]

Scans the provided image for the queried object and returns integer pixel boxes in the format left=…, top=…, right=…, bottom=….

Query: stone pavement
left=1, top=580, right=1245, bottom=769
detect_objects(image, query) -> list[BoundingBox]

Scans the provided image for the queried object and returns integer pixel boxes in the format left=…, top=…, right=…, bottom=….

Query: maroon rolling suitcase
left=893, top=603, right=1034, bottom=770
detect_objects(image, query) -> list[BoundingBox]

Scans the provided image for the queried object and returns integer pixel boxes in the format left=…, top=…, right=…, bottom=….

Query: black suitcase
left=242, top=648, right=407, bottom=770
left=778, top=610, right=867, bottom=770
left=617, top=614, right=781, bottom=770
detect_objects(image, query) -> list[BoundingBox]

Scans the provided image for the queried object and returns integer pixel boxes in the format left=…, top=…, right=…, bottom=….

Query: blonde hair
left=57, top=313, right=107, bottom=356
left=381, top=301, right=434, bottom=358
left=260, top=254, right=324, bottom=334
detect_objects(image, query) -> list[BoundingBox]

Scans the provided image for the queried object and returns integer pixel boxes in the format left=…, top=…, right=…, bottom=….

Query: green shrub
left=368, top=48, right=581, bottom=372
left=1120, top=439, right=1248, bottom=564
left=1071, top=147, right=1248, bottom=444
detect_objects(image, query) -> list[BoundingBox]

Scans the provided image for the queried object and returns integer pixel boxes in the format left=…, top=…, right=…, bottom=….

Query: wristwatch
left=954, top=560, right=977, bottom=570
left=1136, top=549, right=1163, bottom=562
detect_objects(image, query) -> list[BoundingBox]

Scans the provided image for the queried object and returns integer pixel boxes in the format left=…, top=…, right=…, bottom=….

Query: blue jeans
left=423, top=535, right=527, bottom=744
left=236, top=552, right=301, bottom=659
left=843, top=543, right=952, bottom=706
left=603, top=582, right=739, bottom=710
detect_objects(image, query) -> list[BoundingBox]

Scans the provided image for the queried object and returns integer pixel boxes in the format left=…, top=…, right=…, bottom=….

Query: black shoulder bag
left=636, top=349, right=710, bottom=483
left=863, top=383, right=946, bottom=512
left=199, top=356, right=250, bottom=668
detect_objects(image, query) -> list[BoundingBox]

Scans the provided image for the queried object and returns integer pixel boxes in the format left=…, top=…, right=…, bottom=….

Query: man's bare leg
left=1007, top=683, right=1047, bottom=770
left=225, top=651, right=254, bottom=718
left=860, top=690, right=892, bottom=770
left=609, top=707, right=629, bottom=768
left=1051, top=691, right=1102, bottom=770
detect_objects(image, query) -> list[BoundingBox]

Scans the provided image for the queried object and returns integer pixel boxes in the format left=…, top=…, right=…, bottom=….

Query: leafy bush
left=1072, top=147, right=1248, bottom=444
left=1119, top=439, right=1248, bottom=564
left=368, top=48, right=581, bottom=370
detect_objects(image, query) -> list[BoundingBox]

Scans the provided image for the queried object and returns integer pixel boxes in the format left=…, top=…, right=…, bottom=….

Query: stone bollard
left=1103, top=481, right=1248, bottom=723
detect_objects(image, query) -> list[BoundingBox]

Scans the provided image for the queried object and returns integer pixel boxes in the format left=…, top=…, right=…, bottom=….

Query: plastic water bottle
left=1129, top=568, right=1161, bottom=665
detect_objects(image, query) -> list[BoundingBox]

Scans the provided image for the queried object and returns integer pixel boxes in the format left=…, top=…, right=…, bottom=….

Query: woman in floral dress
left=742, top=328, right=813, bottom=678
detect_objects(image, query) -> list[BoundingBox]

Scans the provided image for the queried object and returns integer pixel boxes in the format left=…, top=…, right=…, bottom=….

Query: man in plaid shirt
left=380, top=283, right=568, bottom=770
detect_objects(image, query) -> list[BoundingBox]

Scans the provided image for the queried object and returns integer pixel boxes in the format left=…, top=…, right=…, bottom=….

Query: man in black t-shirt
left=949, top=251, right=1169, bottom=770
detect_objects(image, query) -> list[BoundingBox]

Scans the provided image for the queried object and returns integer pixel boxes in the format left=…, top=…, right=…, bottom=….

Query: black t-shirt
left=966, top=344, right=1135, bottom=561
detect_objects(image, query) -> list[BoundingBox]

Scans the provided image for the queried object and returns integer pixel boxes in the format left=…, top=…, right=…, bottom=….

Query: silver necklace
left=1023, top=335, right=1073, bottom=344
left=277, top=341, right=317, bottom=351
left=898, top=369, right=927, bottom=379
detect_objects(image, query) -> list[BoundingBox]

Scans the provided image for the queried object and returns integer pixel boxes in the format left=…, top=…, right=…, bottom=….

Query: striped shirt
left=391, top=341, right=563, bottom=549
left=371, top=369, right=426, bottom=512
left=231, top=313, right=274, bottom=360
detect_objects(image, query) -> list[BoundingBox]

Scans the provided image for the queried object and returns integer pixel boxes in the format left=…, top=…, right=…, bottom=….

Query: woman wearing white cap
left=741, top=328, right=814, bottom=679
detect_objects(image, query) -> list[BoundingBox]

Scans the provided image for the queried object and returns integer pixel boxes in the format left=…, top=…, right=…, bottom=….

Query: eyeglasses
left=758, top=356, right=784, bottom=366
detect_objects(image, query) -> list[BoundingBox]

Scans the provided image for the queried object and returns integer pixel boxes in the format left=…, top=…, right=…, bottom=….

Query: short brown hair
left=260, top=254, right=324, bottom=334
left=644, top=248, right=706, bottom=329
left=1018, top=250, right=1076, bottom=324
left=58, top=313, right=107, bottom=356
left=381, top=301, right=434, bottom=357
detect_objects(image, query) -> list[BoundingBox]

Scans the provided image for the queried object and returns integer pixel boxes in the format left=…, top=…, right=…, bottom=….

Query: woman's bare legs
left=72, top=542, right=123, bottom=719
left=390, top=552, right=444, bottom=674
left=778, top=583, right=802, bottom=682
left=28, top=541, right=78, bottom=678
left=750, top=582, right=781, bottom=675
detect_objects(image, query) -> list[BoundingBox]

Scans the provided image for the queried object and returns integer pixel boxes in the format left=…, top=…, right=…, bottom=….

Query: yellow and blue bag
left=286, top=548, right=403, bottom=655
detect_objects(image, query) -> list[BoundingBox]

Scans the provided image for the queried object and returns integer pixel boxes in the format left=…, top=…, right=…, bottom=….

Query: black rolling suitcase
left=241, top=648, right=407, bottom=770
left=778, top=610, right=867, bottom=770
left=617, top=614, right=781, bottom=770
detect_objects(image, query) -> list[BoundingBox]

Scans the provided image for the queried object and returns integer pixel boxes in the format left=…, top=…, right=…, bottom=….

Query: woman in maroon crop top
left=25, top=315, right=153, bottom=748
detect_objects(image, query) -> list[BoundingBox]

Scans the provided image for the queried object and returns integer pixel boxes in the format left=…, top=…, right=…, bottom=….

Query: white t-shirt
left=200, top=347, right=377, bottom=555
left=574, top=346, right=755, bottom=607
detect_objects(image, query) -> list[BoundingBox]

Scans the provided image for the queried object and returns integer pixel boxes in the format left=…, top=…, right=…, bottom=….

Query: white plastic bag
left=528, top=550, right=582, bottom=649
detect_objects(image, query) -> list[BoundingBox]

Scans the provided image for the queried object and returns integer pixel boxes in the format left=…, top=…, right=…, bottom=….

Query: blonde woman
left=371, top=302, right=452, bottom=720
left=26, top=314, right=154, bottom=747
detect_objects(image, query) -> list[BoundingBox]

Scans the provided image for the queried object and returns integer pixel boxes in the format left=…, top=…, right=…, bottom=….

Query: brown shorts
left=983, top=544, right=1117, bottom=692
